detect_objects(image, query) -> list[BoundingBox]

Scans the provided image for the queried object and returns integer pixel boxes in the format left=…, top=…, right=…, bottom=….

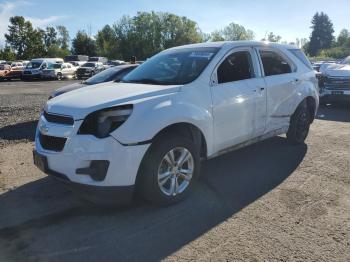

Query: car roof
left=167, top=41, right=299, bottom=51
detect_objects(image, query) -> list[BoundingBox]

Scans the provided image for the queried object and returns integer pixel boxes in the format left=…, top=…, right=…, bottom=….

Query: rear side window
left=259, top=50, right=292, bottom=76
left=217, top=51, right=254, bottom=84
left=289, top=49, right=312, bottom=70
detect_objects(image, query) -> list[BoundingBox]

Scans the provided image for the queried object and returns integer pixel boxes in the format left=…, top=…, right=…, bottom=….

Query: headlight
left=78, top=105, right=133, bottom=138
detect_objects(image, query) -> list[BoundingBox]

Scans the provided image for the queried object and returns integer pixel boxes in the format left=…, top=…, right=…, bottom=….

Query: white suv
left=33, top=41, right=319, bottom=205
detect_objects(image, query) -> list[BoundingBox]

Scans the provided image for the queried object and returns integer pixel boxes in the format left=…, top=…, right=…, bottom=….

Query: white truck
left=319, top=56, right=350, bottom=104
left=33, top=41, right=319, bottom=205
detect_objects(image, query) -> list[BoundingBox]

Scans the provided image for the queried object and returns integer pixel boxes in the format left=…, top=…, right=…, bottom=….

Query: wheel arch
left=151, top=122, right=208, bottom=159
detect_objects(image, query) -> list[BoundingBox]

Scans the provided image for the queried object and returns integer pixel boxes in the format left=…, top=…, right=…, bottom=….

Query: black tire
left=138, top=134, right=200, bottom=206
left=287, top=101, right=311, bottom=145
left=57, top=73, right=63, bottom=81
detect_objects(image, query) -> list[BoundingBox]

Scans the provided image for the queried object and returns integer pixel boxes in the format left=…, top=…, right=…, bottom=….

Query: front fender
left=111, top=93, right=214, bottom=155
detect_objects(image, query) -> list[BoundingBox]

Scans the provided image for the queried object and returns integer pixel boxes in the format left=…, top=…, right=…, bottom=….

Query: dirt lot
left=0, top=80, right=349, bottom=262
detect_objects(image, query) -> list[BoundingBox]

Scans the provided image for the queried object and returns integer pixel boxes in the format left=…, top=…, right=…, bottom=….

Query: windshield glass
left=47, top=63, right=62, bottom=69
left=26, top=61, right=42, bottom=69
left=82, top=62, right=96, bottom=67
left=122, top=47, right=219, bottom=85
left=341, top=56, right=350, bottom=65
left=85, top=67, right=122, bottom=85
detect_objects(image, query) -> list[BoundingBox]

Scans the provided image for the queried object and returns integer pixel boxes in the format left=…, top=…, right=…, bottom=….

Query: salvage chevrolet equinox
left=33, top=41, right=319, bottom=206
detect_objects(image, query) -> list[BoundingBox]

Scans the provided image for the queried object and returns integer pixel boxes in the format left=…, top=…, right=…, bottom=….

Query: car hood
left=78, top=67, right=94, bottom=70
left=46, top=82, right=181, bottom=119
left=51, top=82, right=86, bottom=97
left=324, top=64, right=350, bottom=77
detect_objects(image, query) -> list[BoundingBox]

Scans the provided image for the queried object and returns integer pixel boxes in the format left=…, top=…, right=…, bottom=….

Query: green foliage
left=307, top=12, right=334, bottom=56
left=5, top=16, right=45, bottom=59
left=56, top=25, right=70, bottom=50
left=46, top=44, right=70, bottom=58
left=4, top=16, right=71, bottom=59
left=96, top=25, right=119, bottom=59
left=262, top=32, right=282, bottom=42
left=0, top=46, right=16, bottom=61
left=111, top=12, right=203, bottom=60
left=71, top=30, right=97, bottom=56
left=210, top=23, right=255, bottom=42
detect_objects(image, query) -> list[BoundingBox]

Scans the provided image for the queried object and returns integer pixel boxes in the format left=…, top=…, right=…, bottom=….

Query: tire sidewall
left=139, top=135, right=200, bottom=205
left=287, top=103, right=310, bottom=144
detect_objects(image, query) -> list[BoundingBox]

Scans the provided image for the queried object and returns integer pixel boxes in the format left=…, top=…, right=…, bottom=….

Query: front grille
left=43, top=111, right=74, bottom=125
left=23, top=71, right=32, bottom=75
left=39, top=133, right=67, bottom=152
left=325, top=77, right=350, bottom=90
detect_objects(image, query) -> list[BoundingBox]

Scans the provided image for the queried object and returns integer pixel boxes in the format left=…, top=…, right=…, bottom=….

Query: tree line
left=1, top=11, right=350, bottom=61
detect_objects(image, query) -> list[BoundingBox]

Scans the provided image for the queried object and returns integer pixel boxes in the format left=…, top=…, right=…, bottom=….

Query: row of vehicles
left=312, top=56, right=350, bottom=104
left=0, top=55, right=128, bottom=81
left=33, top=41, right=319, bottom=206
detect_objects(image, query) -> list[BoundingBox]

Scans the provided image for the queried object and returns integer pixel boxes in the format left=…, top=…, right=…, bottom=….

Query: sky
left=1, top=0, right=350, bottom=46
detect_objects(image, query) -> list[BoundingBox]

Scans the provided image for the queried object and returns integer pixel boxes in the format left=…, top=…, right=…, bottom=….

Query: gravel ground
left=0, top=80, right=349, bottom=262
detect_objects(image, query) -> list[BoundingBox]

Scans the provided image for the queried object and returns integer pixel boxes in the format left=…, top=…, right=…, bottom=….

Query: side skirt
left=207, top=127, right=289, bottom=160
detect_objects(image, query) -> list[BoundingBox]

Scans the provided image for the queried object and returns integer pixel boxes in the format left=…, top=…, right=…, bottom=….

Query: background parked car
left=107, top=60, right=126, bottom=66
left=68, top=61, right=86, bottom=67
left=319, top=55, right=350, bottom=104
left=0, top=64, right=12, bottom=80
left=22, top=58, right=64, bottom=80
left=64, top=55, right=89, bottom=62
left=88, top=56, right=108, bottom=64
left=41, top=62, right=77, bottom=80
left=76, top=62, right=105, bottom=79
left=4, top=62, right=25, bottom=80
left=49, top=64, right=138, bottom=98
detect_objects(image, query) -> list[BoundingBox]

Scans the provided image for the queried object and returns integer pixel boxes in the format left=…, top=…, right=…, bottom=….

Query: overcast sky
left=1, top=0, right=349, bottom=46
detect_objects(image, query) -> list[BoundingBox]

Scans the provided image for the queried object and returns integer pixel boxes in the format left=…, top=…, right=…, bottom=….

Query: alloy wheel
left=157, top=147, right=194, bottom=196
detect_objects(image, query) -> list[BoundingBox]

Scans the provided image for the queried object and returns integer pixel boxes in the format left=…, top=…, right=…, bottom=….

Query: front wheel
left=138, top=135, right=200, bottom=206
left=57, top=73, right=63, bottom=81
left=287, top=102, right=311, bottom=145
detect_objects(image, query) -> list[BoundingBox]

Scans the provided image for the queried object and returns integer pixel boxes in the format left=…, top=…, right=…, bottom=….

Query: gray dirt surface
left=0, top=80, right=349, bottom=262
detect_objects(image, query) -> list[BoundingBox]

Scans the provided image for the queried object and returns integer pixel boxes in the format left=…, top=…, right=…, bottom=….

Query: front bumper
left=22, top=73, right=41, bottom=80
left=320, top=88, right=350, bottom=103
left=34, top=114, right=150, bottom=204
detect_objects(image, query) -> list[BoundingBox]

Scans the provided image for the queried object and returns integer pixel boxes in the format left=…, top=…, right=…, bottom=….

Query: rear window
left=289, top=49, right=312, bottom=70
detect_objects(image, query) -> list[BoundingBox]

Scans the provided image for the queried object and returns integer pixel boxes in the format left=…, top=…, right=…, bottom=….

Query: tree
left=72, top=30, right=97, bottom=56
left=210, top=23, right=255, bottom=42
left=113, top=12, right=203, bottom=60
left=337, top=29, right=350, bottom=46
left=262, top=32, right=282, bottom=42
left=307, top=12, right=334, bottom=56
left=56, top=25, right=70, bottom=50
left=5, top=16, right=45, bottom=59
left=0, top=46, right=16, bottom=61
left=46, top=44, right=70, bottom=58
left=96, top=25, right=119, bottom=59
left=210, top=30, right=225, bottom=41
left=44, top=26, right=58, bottom=47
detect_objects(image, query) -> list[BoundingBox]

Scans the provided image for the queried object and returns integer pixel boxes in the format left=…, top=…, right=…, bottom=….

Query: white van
left=22, top=58, right=64, bottom=80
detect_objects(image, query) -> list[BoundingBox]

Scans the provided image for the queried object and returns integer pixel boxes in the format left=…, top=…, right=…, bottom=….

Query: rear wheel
left=138, top=135, right=200, bottom=206
left=287, top=101, right=311, bottom=145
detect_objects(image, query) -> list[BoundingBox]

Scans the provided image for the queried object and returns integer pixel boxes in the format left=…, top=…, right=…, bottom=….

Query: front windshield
left=341, top=56, right=350, bottom=65
left=82, top=62, right=96, bottom=67
left=122, top=47, right=219, bottom=85
left=26, top=61, right=42, bottom=69
left=85, top=67, right=122, bottom=85
left=47, top=63, right=62, bottom=69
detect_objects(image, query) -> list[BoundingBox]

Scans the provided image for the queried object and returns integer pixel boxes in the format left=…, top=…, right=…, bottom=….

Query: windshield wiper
left=122, top=78, right=167, bottom=85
